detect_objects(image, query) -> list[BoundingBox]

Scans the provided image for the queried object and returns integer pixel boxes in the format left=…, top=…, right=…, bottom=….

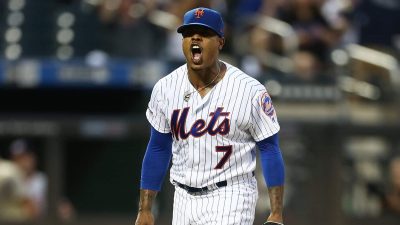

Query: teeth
left=193, top=46, right=200, bottom=49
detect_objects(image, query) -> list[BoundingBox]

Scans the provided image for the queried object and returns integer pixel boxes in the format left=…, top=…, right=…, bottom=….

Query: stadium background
left=0, top=0, right=399, bottom=225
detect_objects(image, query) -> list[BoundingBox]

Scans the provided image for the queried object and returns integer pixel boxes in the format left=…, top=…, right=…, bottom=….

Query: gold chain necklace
left=184, top=62, right=221, bottom=102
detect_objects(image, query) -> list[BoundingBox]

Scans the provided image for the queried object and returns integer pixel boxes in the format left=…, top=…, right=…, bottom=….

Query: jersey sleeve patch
left=259, top=91, right=277, bottom=123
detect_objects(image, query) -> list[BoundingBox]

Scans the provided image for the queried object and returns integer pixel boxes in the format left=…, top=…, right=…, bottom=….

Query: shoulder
left=152, top=64, right=187, bottom=91
left=224, top=62, right=266, bottom=95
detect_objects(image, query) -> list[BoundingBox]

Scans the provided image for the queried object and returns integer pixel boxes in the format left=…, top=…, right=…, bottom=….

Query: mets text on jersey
left=171, top=107, right=230, bottom=140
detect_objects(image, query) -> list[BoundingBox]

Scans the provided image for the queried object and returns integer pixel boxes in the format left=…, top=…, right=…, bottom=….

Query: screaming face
left=181, top=26, right=224, bottom=70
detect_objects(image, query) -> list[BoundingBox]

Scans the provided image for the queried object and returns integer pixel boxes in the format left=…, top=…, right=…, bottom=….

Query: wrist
left=268, top=212, right=283, bottom=217
left=267, top=212, right=283, bottom=224
left=138, top=189, right=157, bottom=213
left=138, top=208, right=152, bottom=212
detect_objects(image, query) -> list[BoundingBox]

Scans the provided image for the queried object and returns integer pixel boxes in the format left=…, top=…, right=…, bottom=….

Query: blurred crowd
left=75, top=0, right=400, bottom=83
left=1, top=0, right=399, bottom=85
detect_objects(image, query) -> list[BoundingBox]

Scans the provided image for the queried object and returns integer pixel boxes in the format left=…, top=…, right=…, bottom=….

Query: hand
left=135, top=210, right=154, bottom=225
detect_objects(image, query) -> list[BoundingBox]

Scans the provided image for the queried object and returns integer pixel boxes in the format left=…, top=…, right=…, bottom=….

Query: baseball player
left=135, top=7, right=285, bottom=225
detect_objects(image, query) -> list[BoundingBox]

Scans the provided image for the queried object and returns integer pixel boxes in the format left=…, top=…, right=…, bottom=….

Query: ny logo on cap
left=194, top=9, right=204, bottom=18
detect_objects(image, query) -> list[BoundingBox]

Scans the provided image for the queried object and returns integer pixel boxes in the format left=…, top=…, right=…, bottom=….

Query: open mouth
left=191, top=44, right=202, bottom=63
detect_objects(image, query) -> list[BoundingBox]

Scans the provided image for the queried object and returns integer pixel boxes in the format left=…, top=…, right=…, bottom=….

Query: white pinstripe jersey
left=146, top=62, right=280, bottom=188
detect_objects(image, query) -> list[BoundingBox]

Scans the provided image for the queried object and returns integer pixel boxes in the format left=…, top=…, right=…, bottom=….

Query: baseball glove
left=263, top=222, right=284, bottom=225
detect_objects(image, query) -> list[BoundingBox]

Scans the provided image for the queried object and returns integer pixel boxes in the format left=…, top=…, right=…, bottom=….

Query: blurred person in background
left=384, top=157, right=400, bottom=216
left=9, top=139, right=48, bottom=219
left=275, top=0, right=338, bottom=81
left=0, top=156, right=33, bottom=222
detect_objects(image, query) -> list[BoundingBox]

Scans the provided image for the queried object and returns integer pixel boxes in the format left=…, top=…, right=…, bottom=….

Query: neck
left=188, top=61, right=221, bottom=90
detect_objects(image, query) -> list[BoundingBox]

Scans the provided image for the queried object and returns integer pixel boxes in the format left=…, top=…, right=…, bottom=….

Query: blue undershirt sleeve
left=256, top=133, right=285, bottom=187
left=140, top=126, right=173, bottom=191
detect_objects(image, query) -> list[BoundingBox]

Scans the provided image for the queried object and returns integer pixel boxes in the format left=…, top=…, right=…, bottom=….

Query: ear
left=218, top=37, right=225, bottom=50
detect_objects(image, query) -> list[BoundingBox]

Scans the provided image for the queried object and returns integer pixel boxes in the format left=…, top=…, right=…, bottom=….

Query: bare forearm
left=267, top=185, right=284, bottom=222
left=138, top=189, right=158, bottom=212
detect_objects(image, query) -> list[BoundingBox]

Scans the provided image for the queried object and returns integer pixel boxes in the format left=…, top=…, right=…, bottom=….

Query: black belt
left=173, top=171, right=254, bottom=193
left=174, top=180, right=227, bottom=193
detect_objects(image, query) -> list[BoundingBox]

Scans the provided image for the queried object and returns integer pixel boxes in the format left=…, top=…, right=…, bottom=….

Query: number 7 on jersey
left=214, top=145, right=232, bottom=169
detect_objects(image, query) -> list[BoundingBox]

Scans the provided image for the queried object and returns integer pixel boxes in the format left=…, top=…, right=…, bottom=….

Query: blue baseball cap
left=177, top=7, right=224, bottom=37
